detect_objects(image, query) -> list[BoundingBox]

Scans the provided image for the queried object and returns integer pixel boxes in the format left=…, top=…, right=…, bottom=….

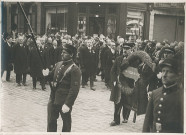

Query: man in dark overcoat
left=142, top=58, right=183, bottom=133
left=86, top=39, right=98, bottom=90
left=43, top=44, right=81, bottom=132
left=104, top=41, right=116, bottom=89
left=100, top=40, right=110, bottom=81
left=110, top=43, right=134, bottom=126
left=43, top=37, right=53, bottom=70
left=78, top=43, right=89, bottom=87
left=12, top=35, right=29, bottom=86
left=28, top=39, right=46, bottom=90
left=1, top=33, right=13, bottom=81
left=50, top=40, right=62, bottom=66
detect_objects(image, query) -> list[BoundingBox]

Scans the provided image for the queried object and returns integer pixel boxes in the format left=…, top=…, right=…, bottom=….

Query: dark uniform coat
left=143, top=84, right=183, bottom=133
left=12, top=43, right=29, bottom=74
left=48, top=60, right=81, bottom=107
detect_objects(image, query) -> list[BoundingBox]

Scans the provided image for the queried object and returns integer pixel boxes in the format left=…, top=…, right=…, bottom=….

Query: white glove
left=157, top=72, right=162, bottom=79
left=42, top=68, right=49, bottom=76
left=62, top=104, right=70, bottom=113
left=113, top=81, right=116, bottom=86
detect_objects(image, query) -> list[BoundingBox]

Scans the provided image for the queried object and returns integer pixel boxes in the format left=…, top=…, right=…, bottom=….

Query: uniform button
left=160, top=98, right=163, bottom=101
left=157, top=118, right=160, bottom=121
left=163, top=92, right=167, bottom=96
left=159, top=104, right=162, bottom=107
left=158, top=111, right=161, bottom=114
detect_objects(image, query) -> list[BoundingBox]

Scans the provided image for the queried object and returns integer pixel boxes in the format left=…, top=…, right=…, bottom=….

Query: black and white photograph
left=0, top=0, right=185, bottom=133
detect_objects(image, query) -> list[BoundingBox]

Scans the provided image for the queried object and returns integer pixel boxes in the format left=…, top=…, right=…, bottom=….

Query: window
left=46, top=6, right=68, bottom=34
left=126, top=11, right=144, bottom=41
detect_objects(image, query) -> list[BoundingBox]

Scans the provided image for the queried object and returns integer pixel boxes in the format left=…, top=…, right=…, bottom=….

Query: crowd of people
left=1, top=31, right=184, bottom=133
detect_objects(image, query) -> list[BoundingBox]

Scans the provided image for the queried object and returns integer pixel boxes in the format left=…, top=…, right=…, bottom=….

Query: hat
left=3, top=32, right=11, bottom=40
left=163, top=47, right=175, bottom=54
left=159, top=58, right=178, bottom=74
left=63, top=44, right=77, bottom=56
left=123, top=43, right=135, bottom=48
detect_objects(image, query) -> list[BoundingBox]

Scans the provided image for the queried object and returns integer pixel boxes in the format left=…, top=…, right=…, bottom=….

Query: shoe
left=22, top=83, right=27, bottom=86
left=82, top=85, right=85, bottom=88
left=17, top=83, right=21, bottom=86
left=90, top=87, right=96, bottom=91
left=122, top=119, right=128, bottom=123
left=42, top=86, right=46, bottom=91
left=110, top=121, right=119, bottom=126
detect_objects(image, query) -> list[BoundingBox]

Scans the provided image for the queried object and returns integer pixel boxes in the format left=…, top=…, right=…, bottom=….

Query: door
left=89, top=17, right=105, bottom=36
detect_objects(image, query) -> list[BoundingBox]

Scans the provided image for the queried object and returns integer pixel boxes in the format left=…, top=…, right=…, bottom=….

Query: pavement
left=0, top=71, right=145, bottom=133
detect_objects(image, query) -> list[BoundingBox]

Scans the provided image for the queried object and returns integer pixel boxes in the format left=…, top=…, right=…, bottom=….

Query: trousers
left=47, top=99, right=72, bottom=132
left=113, top=94, right=131, bottom=124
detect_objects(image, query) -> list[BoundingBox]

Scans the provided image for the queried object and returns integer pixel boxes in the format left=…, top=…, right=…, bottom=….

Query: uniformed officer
left=142, top=58, right=183, bottom=133
left=43, top=44, right=81, bottom=132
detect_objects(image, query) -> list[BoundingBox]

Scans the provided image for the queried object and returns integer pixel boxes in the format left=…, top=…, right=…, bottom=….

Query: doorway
left=89, top=17, right=105, bottom=36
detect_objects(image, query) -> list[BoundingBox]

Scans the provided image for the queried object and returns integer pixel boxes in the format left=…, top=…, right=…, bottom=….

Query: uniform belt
left=53, top=82, right=70, bottom=89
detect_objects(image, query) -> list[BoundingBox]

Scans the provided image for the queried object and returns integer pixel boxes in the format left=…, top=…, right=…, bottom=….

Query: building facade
left=2, top=2, right=185, bottom=42
left=149, top=3, right=185, bottom=42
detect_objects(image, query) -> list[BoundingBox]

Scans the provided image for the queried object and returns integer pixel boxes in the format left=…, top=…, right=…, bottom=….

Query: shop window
left=126, top=11, right=144, bottom=41
left=51, top=13, right=67, bottom=31
left=46, top=6, right=68, bottom=34
left=106, top=16, right=116, bottom=39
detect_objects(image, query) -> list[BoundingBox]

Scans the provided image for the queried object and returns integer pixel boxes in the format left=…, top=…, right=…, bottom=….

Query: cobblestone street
left=1, top=71, right=145, bottom=132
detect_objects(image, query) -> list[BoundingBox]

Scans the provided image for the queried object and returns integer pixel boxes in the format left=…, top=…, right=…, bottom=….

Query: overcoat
left=12, top=43, right=29, bottom=74
left=110, top=55, right=124, bottom=103
left=28, top=46, right=44, bottom=77
left=43, top=43, right=53, bottom=69
left=1, top=41, right=13, bottom=71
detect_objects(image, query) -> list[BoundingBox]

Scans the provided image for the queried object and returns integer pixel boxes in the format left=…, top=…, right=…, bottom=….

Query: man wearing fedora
left=143, top=58, right=183, bottom=133
left=43, top=44, right=81, bottom=132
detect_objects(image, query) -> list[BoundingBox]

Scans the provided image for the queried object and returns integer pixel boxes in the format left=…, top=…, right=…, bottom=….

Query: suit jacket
left=143, top=84, right=183, bottom=133
left=48, top=60, right=81, bottom=107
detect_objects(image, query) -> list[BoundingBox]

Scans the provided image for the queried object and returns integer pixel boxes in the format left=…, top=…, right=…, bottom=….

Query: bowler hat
left=159, top=58, right=178, bottom=74
left=63, top=44, right=77, bottom=56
